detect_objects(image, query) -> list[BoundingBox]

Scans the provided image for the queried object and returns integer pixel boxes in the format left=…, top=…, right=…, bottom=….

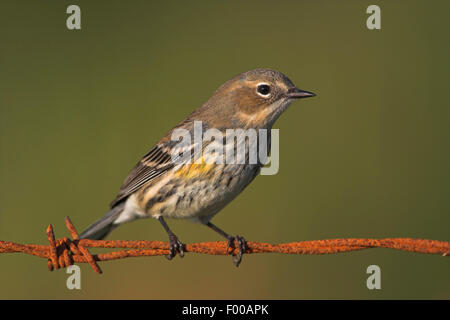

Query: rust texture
left=0, top=216, right=448, bottom=274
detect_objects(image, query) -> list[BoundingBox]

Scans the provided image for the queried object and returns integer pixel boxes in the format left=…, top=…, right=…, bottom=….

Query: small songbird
left=80, top=68, right=315, bottom=266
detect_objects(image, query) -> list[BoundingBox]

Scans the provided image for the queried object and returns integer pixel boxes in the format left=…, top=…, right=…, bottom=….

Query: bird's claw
left=166, top=234, right=185, bottom=260
left=227, top=235, right=248, bottom=267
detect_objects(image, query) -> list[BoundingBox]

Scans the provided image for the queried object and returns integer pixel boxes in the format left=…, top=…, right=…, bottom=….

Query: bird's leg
left=205, top=221, right=248, bottom=267
left=158, top=216, right=185, bottom=260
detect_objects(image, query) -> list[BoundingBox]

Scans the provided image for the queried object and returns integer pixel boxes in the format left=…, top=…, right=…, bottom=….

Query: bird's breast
left=134, top=128, right=269, bottom=221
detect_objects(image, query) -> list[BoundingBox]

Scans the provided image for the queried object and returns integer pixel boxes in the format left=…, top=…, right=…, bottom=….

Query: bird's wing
left=109, top=142, right=178, bottom=208
left=109, top=119, right=210, bottom=208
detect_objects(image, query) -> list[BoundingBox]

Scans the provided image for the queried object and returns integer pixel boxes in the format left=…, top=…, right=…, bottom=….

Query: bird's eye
left=256, top=84, right=271, bottom=97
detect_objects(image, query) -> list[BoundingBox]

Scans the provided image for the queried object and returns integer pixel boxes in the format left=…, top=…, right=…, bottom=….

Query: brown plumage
left=80, top=68, right=315, bottom=266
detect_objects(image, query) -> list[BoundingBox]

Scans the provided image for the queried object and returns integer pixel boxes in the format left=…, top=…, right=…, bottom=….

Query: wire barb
left=0, top=217, right=449, bottom=274
left=64, top=216, right=102, bottom=274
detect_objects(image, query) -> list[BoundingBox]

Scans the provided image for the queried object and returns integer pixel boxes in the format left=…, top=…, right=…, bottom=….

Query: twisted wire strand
left=0, top=217, right=448, bottom=274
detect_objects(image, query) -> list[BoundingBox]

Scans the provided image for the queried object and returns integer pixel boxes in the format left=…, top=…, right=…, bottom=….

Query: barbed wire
left=0, top=217, right=448, bottom=274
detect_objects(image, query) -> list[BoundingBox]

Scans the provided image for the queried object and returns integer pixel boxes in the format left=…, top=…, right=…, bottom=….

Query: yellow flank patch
left=174, top=159, right=215, bottom=179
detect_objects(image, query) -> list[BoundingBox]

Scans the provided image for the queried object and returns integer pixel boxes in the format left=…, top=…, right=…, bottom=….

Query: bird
left=79, top=68, right=315, bottom=266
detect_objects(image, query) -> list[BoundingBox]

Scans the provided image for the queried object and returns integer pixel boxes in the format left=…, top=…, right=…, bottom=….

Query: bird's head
left=201, top=68, right=315, bottom=129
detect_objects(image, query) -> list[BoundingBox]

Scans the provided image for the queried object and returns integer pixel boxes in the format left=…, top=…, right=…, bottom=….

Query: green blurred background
left=1, top=0, right=449, bottom=299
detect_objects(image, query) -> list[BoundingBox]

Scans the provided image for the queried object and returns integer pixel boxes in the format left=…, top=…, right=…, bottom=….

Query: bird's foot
left=227, top=235, right=248, bottom=267
left=165, top=234, right=185, bottom=260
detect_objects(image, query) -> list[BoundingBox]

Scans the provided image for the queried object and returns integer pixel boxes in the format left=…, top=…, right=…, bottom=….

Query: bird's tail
left=79, top=202, right=125, bottom=240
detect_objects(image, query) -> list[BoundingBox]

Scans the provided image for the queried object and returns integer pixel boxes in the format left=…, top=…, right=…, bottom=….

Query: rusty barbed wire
left=0, top=216, right=448, bottom=274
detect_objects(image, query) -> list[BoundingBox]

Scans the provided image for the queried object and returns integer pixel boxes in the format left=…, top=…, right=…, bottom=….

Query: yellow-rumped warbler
left=80, top=69, right=315, bottom=266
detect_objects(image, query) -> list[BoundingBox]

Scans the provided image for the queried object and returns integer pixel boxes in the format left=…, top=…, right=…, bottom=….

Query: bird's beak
left=287, top=87, right=316, bottom=99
